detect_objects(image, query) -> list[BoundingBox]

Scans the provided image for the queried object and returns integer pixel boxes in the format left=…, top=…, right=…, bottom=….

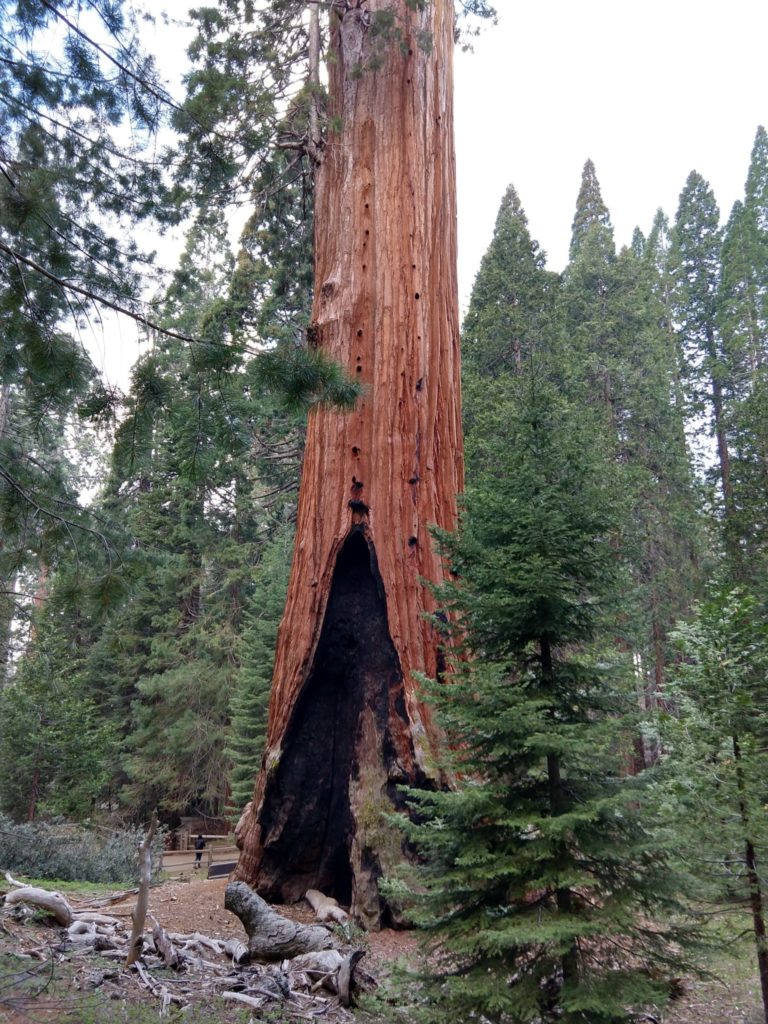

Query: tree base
left=236, top=530, right=428, bottom=929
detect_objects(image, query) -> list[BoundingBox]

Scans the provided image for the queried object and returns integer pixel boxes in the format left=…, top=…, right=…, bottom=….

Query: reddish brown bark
left=235, top=0, right=462, bottom=927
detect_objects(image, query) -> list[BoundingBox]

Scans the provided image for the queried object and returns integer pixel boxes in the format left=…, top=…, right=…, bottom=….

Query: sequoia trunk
left=235, top=0, right=462, bottom=928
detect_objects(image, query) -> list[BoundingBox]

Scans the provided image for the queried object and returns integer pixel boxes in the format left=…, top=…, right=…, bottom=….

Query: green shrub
left=0, top=816, right=165, bottom=884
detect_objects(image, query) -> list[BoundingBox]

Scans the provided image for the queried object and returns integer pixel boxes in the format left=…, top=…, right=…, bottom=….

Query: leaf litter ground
left=0, top=876, right=763, bottom=1022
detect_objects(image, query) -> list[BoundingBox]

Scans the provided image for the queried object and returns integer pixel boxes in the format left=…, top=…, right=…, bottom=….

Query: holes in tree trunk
left=254, top=531, right=408, bottom=918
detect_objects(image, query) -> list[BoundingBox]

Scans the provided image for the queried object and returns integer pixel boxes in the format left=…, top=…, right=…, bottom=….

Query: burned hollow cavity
left=254, top=529, right=418, bottom=927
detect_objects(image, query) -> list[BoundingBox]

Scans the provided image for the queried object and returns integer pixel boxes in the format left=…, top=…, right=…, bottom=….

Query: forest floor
left=0, top=875, right=763, bottom=1022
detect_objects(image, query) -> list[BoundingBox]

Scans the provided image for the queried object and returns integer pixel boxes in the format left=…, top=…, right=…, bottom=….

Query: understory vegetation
left=0, top=816, right=165, bottom=884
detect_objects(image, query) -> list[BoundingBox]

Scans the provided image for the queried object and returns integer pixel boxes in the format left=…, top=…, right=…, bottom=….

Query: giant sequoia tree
left=234, top=0, right=471, bottom=927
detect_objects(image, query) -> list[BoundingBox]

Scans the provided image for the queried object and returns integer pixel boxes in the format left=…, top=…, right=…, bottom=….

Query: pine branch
left=0, top=463, right=116, bottom=560
left=0, top=84, right=166, bottom=172
left=0, top=241, right=232, bottom=351
left=37, top=0, right=182, bottom=121
left=36, top=0, right=237, bottom=145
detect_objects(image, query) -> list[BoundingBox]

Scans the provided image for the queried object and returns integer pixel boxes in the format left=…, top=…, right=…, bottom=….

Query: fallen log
left=222, top=990, right=266, bottom=1011
left=72, top=912, right=122, bottom=928
left=305, top=889, right=349, bottom=927
left=288, top=948, right=344, bottom=991
left=67, top=921, right=97, bottom=943
left=2, top=880, right=74, bottom=927
left=222, top=937, right=249, bottom=965
left=168, top=931, right=225, bottom=958
left=224, top=881, right=333, bottom=961
left=151, top=917, right=182, bottom=970
left=86, top=887, right=139, bottom=907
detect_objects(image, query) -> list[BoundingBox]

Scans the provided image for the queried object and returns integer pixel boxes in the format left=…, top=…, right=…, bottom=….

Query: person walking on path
left=194, top=834, right=205, bottom=870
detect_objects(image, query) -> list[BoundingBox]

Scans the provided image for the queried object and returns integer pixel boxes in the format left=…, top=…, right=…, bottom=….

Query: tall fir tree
left=0, top=608, right=116, bottom=821
left=390, top=365, right=692, bottom=1024
left=94, top=208, right=306, bottom=821
left=664, top=586, right=768, bottom=1023
left=462, top=184, right=557, bottom=381
left=670, top=173, right=732, bottom=544
left=569, top=158, right=613, bottom=262
left=559, top=159, right=618, bottom=421
left=227, top=518, right=294, bottom=813
left=0, top=0, right=179, bottom=598
left=716, top=127, right=768, bottom=585
left=609, top=234, right=705, bottom=750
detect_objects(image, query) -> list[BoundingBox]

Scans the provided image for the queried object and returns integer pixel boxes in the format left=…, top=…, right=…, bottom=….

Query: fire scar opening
left=254, top=529, right=411, bottom=923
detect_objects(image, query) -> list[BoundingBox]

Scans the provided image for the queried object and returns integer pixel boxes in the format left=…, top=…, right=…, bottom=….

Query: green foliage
left=661, top=585, right=768, bottom=896
left=0, top=0, right=181, bottom=641
left=227, top=519, right=294, bottom=811
left=0, top=619, right=116, bottom=820
left=716, top=127, right=768, bottom=584
left=253, top=345, right=362, bottom=412
left=670, top=172, right=723, bottom=423
left=0, top=816, right=164, bottom=884
left=388, top=365, right=692, bottom=1023
left=569, top=158, right=613, bottom=263
left=558, top=164, right=706, bottom=761
left=445, top=370, right=622, bottom=656
left=462, top=184, right=557, bottom=382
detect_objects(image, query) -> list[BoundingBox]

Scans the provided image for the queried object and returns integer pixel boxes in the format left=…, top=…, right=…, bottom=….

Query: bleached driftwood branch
left=3, top=871, right=74, bottom=926
left=125, top=810, right=158, bottom=967
left=151, top=916, right=182, bottom=969
left=224, top=881, right=334, bottom=961
left=305, top=888, right=349, bottom=926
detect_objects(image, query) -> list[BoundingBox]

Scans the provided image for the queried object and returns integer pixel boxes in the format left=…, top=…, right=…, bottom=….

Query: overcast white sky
left=454, top=0, right=768, bottom=304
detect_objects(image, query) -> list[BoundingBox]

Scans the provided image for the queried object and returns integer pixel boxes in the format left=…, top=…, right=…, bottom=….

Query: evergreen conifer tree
left=664, top=586, right=768, bottom=1022
left=94, top=208, right=306, bottom=820
left=227, top=519, right=294, bottom=812
left=609, top=236, right=704, bottom=749
left=0, top=612, right=115, bottom=820
left=462, top=185, right=557, bottom=380
left=670, top=173, right=731, bottom=534
left=0, top=0, right=178, bottom=586
left=559, top=160, right=618, bottom=421
left=559, top=167, right=704, bottom=760
left=391, top=365, right=692, bottom=1024
left=716, top=127, right=768, bottom=585
left=569, top=158, right=613, bottom=262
